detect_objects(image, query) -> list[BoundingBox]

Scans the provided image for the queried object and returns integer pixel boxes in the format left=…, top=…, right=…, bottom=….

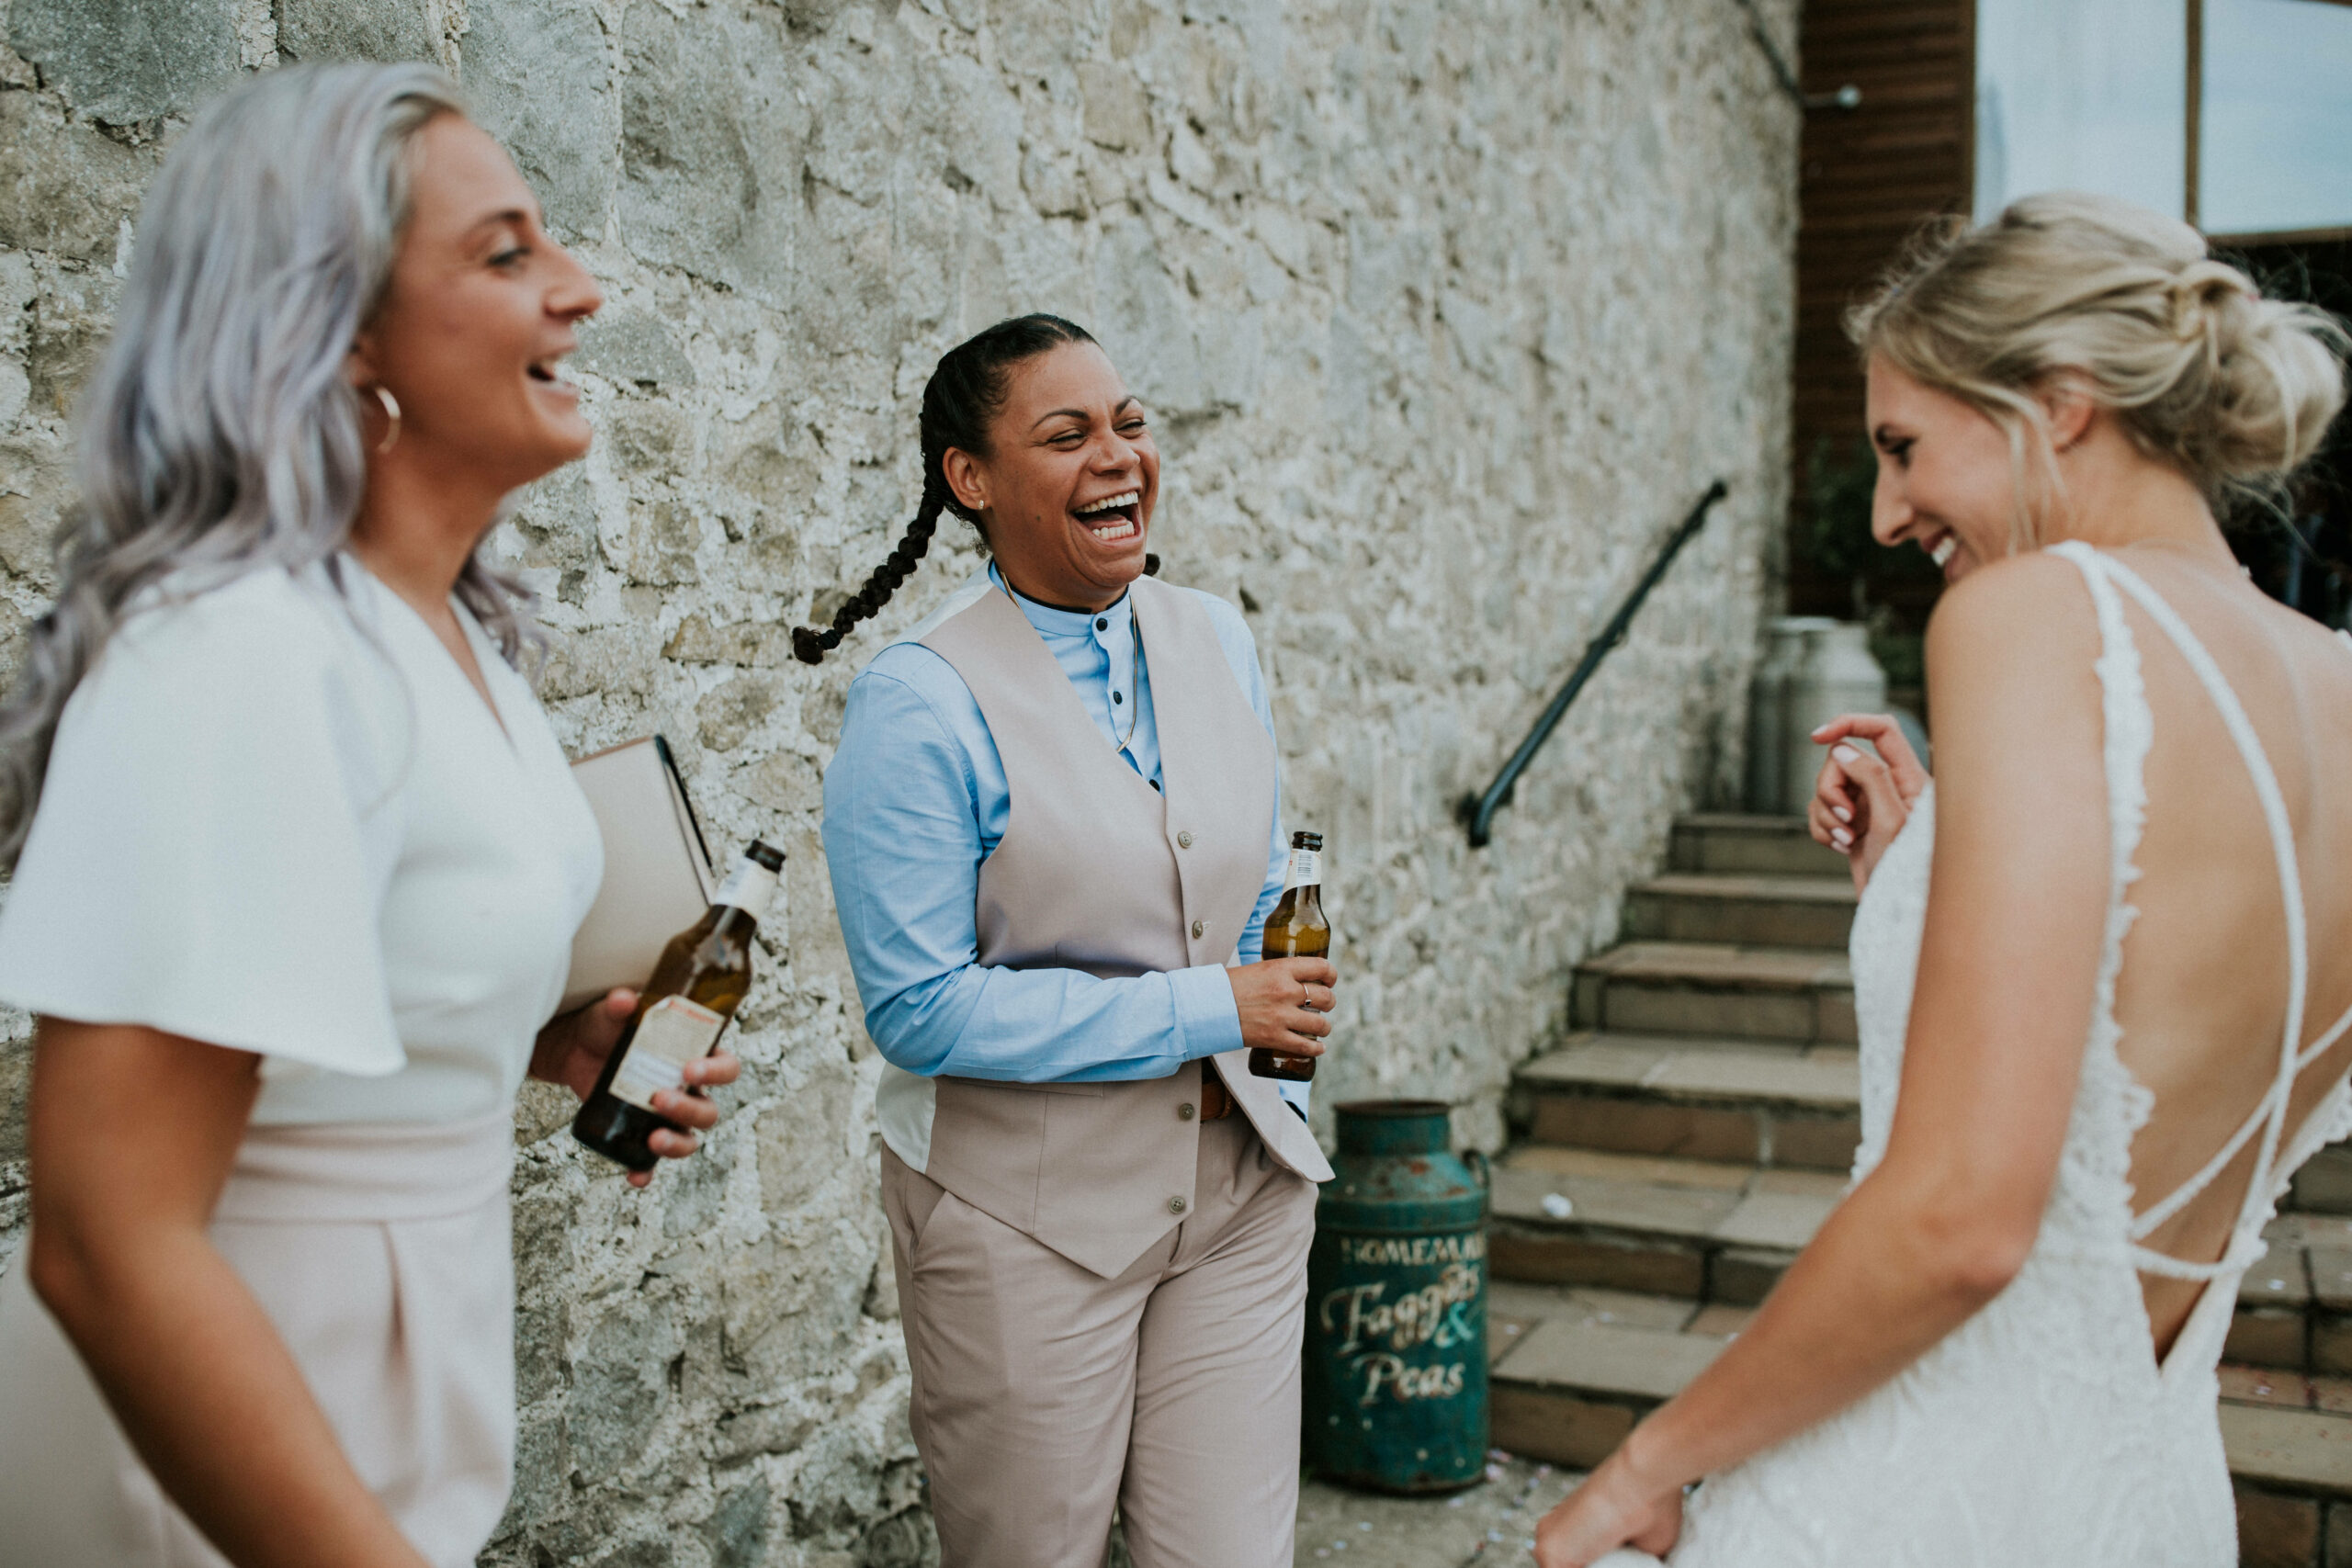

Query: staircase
left=1486, top=814, right=2352, bottom=1568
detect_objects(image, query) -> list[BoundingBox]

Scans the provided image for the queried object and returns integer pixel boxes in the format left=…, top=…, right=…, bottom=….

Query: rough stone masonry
left=0, top=0, right=1798, bottom=1562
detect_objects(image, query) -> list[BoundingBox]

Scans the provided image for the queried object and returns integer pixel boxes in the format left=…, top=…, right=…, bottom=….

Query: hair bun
left=2167, top=259, right=2255, bottom=344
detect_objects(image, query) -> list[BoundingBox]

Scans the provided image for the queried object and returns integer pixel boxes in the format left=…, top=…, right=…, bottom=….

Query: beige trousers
left=883, top=1112, right=1317, bottom=1568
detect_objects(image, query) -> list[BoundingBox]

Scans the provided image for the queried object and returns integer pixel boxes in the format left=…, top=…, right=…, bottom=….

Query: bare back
left=2086, top=545, right=2352, bottom=1354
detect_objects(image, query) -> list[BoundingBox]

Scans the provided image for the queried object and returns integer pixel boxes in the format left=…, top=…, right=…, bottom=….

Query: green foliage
left=1798, top=435, right=1943, bottom=600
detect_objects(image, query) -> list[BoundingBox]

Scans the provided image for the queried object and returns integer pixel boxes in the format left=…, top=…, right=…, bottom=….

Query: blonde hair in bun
left=1849, top=191, right=2349, bottom=549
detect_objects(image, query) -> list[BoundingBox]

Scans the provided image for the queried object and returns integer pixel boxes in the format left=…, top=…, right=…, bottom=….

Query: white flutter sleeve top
left=0, top=559, right=604, bottom=1124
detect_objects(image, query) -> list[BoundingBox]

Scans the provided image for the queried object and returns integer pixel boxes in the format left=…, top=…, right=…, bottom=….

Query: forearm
left=868, top=961, right=1240, bottom=1082
left=1622, top=1167, right=2013, bottom=1489
left=34, top=1227, right=427, bottom=1568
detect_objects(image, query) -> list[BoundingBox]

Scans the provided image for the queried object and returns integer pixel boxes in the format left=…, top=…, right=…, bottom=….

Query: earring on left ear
left=371, top=385, right=402, bottom=456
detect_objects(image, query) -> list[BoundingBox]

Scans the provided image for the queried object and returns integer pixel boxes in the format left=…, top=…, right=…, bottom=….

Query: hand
left=1807, top=714, right=1931, bottom=894
left=532, top=989, right=742, bottom=1188
left=1533, top=1445, right=1685, bottom=1568
left=1227, top=956, right=1338, bottom=1063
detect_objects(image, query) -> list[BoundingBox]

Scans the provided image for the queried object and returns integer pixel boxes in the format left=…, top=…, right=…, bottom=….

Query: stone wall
left=0, top=1, right=1798, bottom=1562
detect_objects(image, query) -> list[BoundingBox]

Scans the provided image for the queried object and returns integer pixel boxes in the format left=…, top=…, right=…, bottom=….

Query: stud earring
left=371, top=385, right=402, bottom=456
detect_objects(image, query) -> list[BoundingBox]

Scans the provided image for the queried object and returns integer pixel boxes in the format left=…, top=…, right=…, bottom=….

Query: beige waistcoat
left=914, top=576, right=1332, bottom=1279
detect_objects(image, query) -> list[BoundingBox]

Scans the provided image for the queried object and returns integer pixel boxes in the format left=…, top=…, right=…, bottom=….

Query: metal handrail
left=1461, top=480, right=1730, bottom=848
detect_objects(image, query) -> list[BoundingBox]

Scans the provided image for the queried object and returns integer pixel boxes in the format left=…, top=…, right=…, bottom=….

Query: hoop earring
left=371, top=385, right=401, bottom=456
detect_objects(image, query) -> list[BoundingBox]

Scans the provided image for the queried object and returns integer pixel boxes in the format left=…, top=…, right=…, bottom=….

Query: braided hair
left=793, top=313, right=1155, bottom=665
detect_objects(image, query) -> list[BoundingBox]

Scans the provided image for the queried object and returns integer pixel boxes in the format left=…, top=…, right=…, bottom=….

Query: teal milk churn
left=1303, top=1099, right=1489, bottom=1492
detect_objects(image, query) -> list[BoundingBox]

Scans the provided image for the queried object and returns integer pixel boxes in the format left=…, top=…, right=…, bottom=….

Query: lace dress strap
left=2045, top=540, right=2159, bottom=1229
left=2074, top=552, right=2313, bottom=1271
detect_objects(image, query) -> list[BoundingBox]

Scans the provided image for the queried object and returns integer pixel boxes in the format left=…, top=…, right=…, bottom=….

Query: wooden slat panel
left=1787, top=0, right=1972, bottom=615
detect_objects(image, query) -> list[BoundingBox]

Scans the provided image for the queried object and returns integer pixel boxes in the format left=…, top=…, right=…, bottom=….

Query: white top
left=0, top=559, right=604, bottom=1124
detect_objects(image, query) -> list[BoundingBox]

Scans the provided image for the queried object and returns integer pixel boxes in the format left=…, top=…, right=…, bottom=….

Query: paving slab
left=1491, top=1165, right=1740, bottom=1239
left=1713, top=1190, right=1838, bottom=1250
left=1580, top=942, right=1851, bottom=989
left=1293, top=1454, right=1579, bottom=1568
left=1495, top=1317, right=1724, bottom=1402
left=1501, top=1145, right=1753, bottom=1190
left=1634, top=873, right=1857, bottom=906
left=1487, top=1280, right=1698, bottom=1333
left=2222, top=1403, right=2352, bottom=1497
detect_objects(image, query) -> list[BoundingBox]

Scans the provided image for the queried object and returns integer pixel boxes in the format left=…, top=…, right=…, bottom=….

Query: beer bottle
left=572, top=840, right=784, bottom=1171
left=1250, top=829, right=1329, bottom=1082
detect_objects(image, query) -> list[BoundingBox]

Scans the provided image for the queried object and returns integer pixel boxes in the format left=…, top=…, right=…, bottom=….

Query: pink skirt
left=0, top=1111, right=517, bottom=1568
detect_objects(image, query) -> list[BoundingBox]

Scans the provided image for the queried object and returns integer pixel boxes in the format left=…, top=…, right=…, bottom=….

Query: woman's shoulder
left=1927, top=551, right=2102, bottom=672
left=108, top=562, right=363, bottom=675
left=74, top=564, right=401, bottom=753
left=1149, top=580, right=1260, bottom=656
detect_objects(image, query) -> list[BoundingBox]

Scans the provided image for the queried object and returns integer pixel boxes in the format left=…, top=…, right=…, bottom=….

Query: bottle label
left=714, top=857, right=780, bottom=923
left=610, top=995, right=728, bottom=1113
left=1283, top=847, right=1321, bottom=890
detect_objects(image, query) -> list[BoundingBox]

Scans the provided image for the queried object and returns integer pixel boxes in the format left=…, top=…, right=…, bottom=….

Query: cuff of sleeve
left=1170, top=964, right=1243, bottom=1061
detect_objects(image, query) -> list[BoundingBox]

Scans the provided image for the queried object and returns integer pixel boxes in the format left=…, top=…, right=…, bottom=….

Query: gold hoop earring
left=371, top=385, right=401, bottom=456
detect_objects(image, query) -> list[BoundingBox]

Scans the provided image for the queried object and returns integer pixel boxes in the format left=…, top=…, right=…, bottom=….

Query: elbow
left=1943, top=1228, right=2032, bottom=1308
left=1917, top=1202, right=2036, bottom=1308
left=26, top=1223, right=105, bottom=1337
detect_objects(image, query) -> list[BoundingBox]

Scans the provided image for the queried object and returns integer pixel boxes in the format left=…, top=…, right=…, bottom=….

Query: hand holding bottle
left=1229, top=956, right=1339, bottom=1064
left=1249, top=829, right=1333, bottom=1079
left=532, top=987, right=740, bottom=1188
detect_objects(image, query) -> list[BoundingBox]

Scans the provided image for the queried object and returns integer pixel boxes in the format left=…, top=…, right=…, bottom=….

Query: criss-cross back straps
left=2053, top=546, right=2352, bottom=1280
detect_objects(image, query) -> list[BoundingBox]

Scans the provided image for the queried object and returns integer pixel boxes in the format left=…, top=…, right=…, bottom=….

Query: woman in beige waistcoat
left=806, top=315, right=1338, bottom=1567
left=0, top=65, right=734, bottom=1567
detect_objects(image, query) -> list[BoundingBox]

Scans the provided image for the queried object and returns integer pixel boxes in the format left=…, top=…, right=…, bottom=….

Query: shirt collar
left=989, top=562, right=1132, bottom=642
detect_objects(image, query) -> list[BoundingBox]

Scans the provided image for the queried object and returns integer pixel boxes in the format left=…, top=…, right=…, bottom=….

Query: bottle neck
left=713, top=858, right=780, bottom=924
left=1283, top=844, right=1322, bottom=892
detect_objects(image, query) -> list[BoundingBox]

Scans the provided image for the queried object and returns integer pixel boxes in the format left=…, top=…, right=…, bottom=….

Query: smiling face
left=1863, top=354, right=2035, bottom=586
left=353, top=114, right=603, bottom=500
left=944, top=340, right=1159, bottom=611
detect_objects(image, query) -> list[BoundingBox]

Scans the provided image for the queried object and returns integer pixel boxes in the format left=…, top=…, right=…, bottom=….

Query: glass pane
left=2199, top=0, right=2352, bottom=236
left=1974, top=0, right=2189, bottom=220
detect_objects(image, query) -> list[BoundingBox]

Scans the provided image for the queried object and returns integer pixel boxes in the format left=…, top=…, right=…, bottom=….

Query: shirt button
left=1177, top=830, right=1193, bottom=849
left=1097, top=617, right=1109, bottom=630
left=1178, top=1102, right=1196, bottom=1121
left=1169, top=1196, right=1188, bottom=1214
left=1114, top=691, right=1124, bottom=705
left=1192, top=919, right=1205, bottom=938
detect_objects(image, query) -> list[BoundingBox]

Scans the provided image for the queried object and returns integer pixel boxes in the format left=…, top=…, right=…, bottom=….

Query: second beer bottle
left=572, top=840, right=785, bottom=1171
left=1250, top=829, right=1329, bottom=1081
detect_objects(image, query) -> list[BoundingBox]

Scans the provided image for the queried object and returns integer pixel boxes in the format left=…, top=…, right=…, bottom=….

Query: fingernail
left=1831, top=804, right=1851, bottom=824
left=1833, top=745, right=1861, bottom=764
left=1830, top=827, right=1853, bottom=849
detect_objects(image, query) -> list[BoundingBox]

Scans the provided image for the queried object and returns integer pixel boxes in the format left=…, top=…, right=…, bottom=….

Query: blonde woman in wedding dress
left=1536, top=193, right=2352, bottom=1568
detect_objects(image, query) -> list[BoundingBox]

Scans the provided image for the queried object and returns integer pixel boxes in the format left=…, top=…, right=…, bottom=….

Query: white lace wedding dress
left=1650, top=545, right=2352, bottom=1567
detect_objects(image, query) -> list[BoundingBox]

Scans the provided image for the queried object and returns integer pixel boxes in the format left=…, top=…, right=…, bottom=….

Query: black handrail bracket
left=1461, top=480, right=1731, bottom=848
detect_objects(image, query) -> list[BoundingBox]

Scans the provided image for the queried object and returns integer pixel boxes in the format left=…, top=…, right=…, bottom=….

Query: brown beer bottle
left=572, top=840, right=784, bottom=1172
left=1250, top=829, right=1329, bottom=1081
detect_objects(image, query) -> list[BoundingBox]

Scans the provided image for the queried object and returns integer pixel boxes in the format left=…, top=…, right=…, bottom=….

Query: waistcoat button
left=1169, top=1196, right=1187, bottom=1214
left=1178, top=1102, right=1196, bottom=1121
left=1191, top=919, right=1205, bottom=938
left=1177, top=830, right=1193, bottom=849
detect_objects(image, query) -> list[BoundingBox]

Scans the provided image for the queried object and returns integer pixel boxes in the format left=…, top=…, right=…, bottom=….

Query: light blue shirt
left=822, top=566, right=1303, bottom=1110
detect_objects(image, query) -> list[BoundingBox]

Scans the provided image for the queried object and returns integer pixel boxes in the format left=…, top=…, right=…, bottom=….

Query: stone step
left=1512, top=1033, right=1861, bottom=1171
left=1487, top=1147, right=1832, bottom=1303
left=1624, top=872, right=1858, bottom=950
left=2290, top=1145, right=2352, bottom=1216
left=1670, top=814, right=1849, bottom=878
left=1572, top=942, right=1856, bottom=1044
left=1493, top=1149, right=2351, bottom=1373
left=1486, top=1283, right=2352, bottom=1532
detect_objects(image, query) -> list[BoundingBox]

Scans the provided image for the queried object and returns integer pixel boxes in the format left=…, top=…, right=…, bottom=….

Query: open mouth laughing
left=1074, top=490, right=1142, bottom=543
left=526, top=352, right=578, bottom=398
